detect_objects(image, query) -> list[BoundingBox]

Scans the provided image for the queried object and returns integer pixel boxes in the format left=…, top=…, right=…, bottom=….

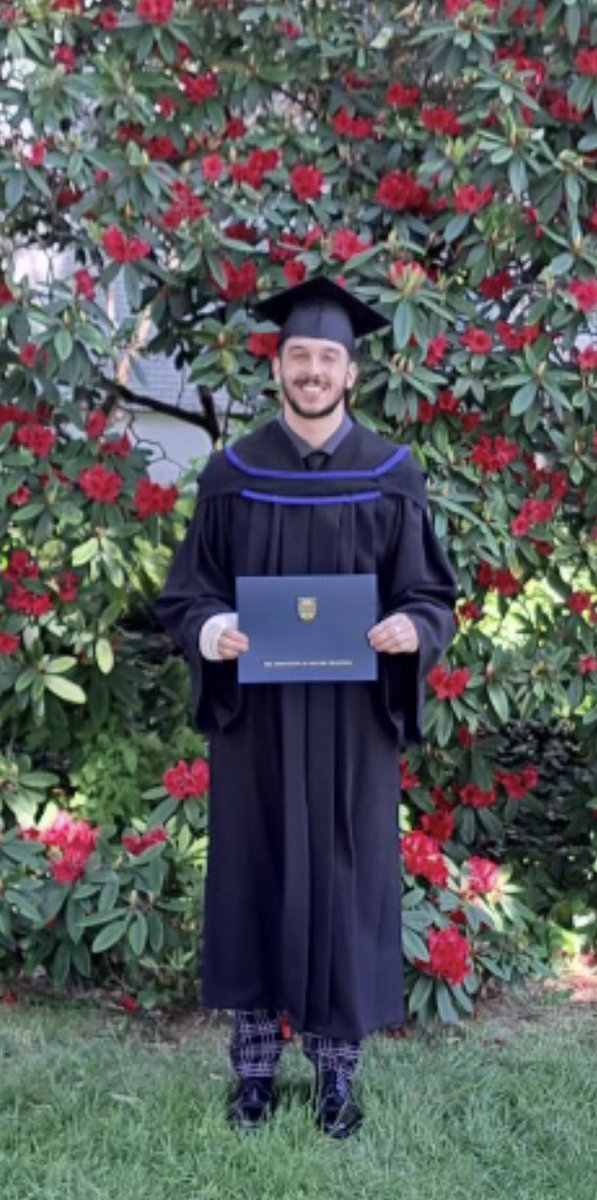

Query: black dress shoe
left=314, top=1069, right=363, bottom=1139
left=227, top=1077, right=277, bottom=1132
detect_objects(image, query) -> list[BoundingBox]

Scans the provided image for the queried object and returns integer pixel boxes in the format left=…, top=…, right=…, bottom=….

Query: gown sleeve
left=152, top=478, right=243, bottom=734
left=377, top=491, right=458, bottom=747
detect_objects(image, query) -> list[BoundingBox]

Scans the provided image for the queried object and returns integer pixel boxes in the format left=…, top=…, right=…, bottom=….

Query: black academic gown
left=153, top=416, right=458, bottom=1039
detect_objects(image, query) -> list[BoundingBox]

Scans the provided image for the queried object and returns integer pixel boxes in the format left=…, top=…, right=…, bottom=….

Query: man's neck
left=279, top=401, right=346, bottom=449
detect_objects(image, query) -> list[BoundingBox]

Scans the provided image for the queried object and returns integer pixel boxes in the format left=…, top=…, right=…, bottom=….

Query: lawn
left=0, top=979, right=595, bottom=1200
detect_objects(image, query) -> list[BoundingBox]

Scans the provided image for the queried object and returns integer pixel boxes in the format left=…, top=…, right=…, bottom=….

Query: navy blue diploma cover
left=236, top=574, right=379, bottom=684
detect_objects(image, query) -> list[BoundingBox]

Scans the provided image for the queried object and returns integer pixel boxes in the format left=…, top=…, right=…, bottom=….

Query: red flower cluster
left=419, top=788, right=456, bottom=843
left=578, top=346, right=597, bottom=371
left=579, top=656, right=597, bottom=674
left=133, top=477, right=178, bottom=518
left=460, top=327, right=492, bottom=354
left=511, top=497, right=557, bottom=537
left=2, top=548, right=39, bottom=585
left=85, top=410, right=109, bottom=439
left=181, top=71, right=218, bottom=103
left=402, top=830, right=449, bottom=887
left=417, top=390, right=461, bottom=423
left=137, top=0, right=174, bottom=23
left=202, top=154, right=223, bottom=182
left=495, top=765, right=538, bottom=799
left=477, top=560, right=522, bottom=596
left=215, top=259, right=258, bottom=300
left=163, top=757, right=210, bottom=799
left=78, top=464, right=123, bottom=503
left=457, top=783, right=497, bottom=809
left=8, top=484, right=30, bottom=506
left=457, top=600, right=482, bottom=623
left=479, top=269, right=513, bottom=299
left=424, top=332, right=449, bottom=367
left=54, top=45, right=76, bottom=71
left=19, top=342, right=40, bottom=368
left=99, top=432, right=131, bottom=459
left=422, top=106, right=462, bottom=136
left=269, top=225, right=321, bottom=262
left=14, top=422, right=56, bottom=458
left=330, top=229, right=370, bottom=262
left=385, top=82, right=421, bottom=107
left=75, top=269, right=96, bottom=300
left=471, top=434, right=517, bottom=474
left=36, top=812, right=100, bottom=884
left=231, top=148, right=280, bottom=189
left=376, top=170, right=431, bottom=212
left=462, top=856, right=502, bottom=898
left=496, top=320, right=540, bottom=350
left=427, top=665, right=471, bottom=699
left=567, top=591, right=595, bottom=617
left=567, top=279, right=597, bottom=313
left=162, top=182, right=207, bottom=229
left=247, top=332, right=279, bottom=360
left=400, top=759, right=420, bottom=790
left=290, top=164, right=324, bottom=202
left=97, top=7, right=119, bottom=27
left=333, top=107, right=374, bottom=139
left=122, top=827, right=168, bottom=855
left=576, top=48, right=597, bottom=75
left=57, top=571, right=79, bottom=602
left=0, top=632, right=20, bottom=655
left=454, top=183, right=494, bottom=213
left=417, top=926, right=472, bottom=986
left=3, top=549, right=53, bottom=619
left=102, top=226, right=151, bottom=263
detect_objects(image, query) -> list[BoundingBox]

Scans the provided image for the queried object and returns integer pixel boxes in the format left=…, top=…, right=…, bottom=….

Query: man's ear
left=272, top=354, right=281, bottom=384
left=347, top=359, right=358, bottom=389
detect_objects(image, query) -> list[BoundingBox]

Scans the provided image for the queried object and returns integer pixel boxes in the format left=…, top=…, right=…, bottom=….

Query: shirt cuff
left=199, top=612, right=239, bottom=661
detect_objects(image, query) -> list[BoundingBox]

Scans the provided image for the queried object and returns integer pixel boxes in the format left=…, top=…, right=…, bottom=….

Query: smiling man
left=154, top=275, right=458, bottom=1139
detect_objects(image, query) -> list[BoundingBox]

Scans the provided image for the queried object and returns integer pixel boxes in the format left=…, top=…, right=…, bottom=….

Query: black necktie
left=304, top=450, right=328, bottom=470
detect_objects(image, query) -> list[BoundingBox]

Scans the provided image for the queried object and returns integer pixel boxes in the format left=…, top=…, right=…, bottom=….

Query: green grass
left=0, top=991, right=596, bottom=1200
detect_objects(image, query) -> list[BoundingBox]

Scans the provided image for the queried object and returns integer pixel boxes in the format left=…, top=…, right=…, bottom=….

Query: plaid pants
left=230, top=1008, right=362, bottom=1085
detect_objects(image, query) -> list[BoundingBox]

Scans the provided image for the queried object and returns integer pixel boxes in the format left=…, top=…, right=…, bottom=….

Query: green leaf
left=510, top=382, right=537, bottom=415
left=487, top=681, right=510, bottom=723
left=393, top=302, right=414, bottom=350
left=408, top=973, right=434, bottom=1013
left=128, top=912, right=148, bottom=956
left=52, top=943, right=72, bottom=987
left=402, top=926, right=429, bottom=963
left=91, top=918, right=130, bottom=954
left=435, top=980, right=461, bottom=1023
left=43, top=675, right=87, bottom=705
left=43, top=656, right=77, bottom=674
left=443, top=213, right=469, bottom=243
left=54, top=330, right=73, bottom=362
left=95, top=637, right=114, bottom=675
left=5, top=171, right=25, bottom=210
left=72, top=537, right=99, bottom=566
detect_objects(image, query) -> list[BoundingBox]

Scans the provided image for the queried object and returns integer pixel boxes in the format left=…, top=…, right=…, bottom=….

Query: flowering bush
left=0, top=0, right=595, bottom=1020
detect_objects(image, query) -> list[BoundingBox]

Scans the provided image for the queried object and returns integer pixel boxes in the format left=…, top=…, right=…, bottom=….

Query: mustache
left=294, top=377, right=329, bottom=386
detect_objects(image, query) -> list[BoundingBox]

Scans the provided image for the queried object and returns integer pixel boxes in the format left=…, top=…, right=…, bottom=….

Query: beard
left=279, top=377, right=348, bottom=421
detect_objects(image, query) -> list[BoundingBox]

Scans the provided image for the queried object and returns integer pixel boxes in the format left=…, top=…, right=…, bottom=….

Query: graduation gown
left=153, top=416, right=458, bottom=1039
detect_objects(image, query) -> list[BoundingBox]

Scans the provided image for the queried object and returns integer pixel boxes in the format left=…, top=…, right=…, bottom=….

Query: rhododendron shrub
left=1, top=0, right=596, bottom=1019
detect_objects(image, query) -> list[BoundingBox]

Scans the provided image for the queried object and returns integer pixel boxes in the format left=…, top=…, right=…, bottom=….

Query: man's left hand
left=367, top=613, right=419, bottom=654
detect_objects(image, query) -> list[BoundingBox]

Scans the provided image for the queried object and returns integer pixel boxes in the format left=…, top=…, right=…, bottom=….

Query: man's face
left=272, top=336, right=358, bottom=420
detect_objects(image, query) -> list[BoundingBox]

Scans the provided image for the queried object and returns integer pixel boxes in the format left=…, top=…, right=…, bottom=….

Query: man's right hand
left=217, top=629, right=250, bottom=659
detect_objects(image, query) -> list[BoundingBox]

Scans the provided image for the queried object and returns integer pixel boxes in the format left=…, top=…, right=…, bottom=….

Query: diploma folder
left=236, top=573, right=379, bottom=684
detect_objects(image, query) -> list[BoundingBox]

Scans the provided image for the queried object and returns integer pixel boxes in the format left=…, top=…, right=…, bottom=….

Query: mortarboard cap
left=252, top=274, right=390, bottom=356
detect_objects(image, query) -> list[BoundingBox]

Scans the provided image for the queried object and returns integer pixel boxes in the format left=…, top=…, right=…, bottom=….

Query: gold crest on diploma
left=297, top=596, right=318, bottom=622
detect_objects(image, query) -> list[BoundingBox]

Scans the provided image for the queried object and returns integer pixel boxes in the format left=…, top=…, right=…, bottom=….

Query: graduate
left=153, top=275, right=458, bottom=1138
